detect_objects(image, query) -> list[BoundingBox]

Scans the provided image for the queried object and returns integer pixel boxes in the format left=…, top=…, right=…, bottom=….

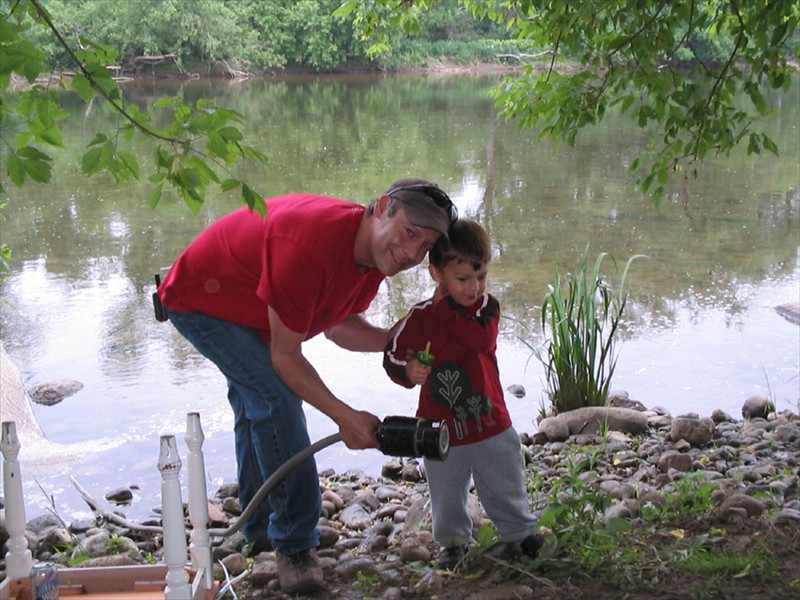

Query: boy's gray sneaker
left=277, top=548, right=323, bottom=595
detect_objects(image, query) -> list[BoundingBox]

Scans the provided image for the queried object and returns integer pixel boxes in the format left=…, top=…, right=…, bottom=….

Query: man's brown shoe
left=277, top=548, right=323, bottom=595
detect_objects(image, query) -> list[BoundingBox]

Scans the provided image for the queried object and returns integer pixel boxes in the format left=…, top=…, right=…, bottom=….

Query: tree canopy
left=340, top=0, right=799, bottom=205
left=1, top=0, right=798, bottom=224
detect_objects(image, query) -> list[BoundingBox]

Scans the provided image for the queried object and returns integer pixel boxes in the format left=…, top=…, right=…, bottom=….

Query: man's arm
left=268, top=307, right=381, bottom=450
left=324, top=313, right=390, bottom=351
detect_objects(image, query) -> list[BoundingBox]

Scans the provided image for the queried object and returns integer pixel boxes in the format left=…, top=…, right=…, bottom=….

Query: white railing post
left=1, top=421, right=33, bottom=580
left=158, top=434, right=190, bottom=599
left=185, top=412, right=213, bottom=591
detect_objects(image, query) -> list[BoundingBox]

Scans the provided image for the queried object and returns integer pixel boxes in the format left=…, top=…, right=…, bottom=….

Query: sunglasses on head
left=387, top=183, right=458, bottom=226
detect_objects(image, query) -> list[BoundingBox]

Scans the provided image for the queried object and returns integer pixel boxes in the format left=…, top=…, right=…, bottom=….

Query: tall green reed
left=535, top=246, right=643, bottom=413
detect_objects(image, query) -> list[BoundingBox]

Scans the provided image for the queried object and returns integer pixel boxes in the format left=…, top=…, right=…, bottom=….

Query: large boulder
left=0, top=345, right=122, bottom=470
left=560, top=406, right=649, bottom=436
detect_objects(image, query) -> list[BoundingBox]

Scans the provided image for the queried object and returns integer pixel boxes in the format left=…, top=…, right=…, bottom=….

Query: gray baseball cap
left=385, top=179, right=457, bottom=242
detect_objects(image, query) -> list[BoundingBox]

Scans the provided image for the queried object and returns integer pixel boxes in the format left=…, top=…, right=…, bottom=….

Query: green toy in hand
left=416, top=341, right=435, bottom=367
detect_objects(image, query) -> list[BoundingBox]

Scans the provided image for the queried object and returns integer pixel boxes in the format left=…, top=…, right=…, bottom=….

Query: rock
left=79, top=530, right=138, bottom=558
left=334, top=556, right=381, bottom=579
left=657, top=451, right=692, bottom=473
left=506, top=384, right=526, bottom=398
left=318, top=525, right=340, bottom=549
left=401, top=461, right=423, bottom=482
left=466, top=584, right=533, bottom=599
left=339, top=503, right=373, bottom=530
left=742, top=395, right=775, bottom=419
left=220, top=552, right=248, bottom=576
left=27, top=379, right=84, bottom=406
left=77, top=554, right=139, bottom=568
left=717, top=494, right=767, bottom=518
left=604, top=503, right=632, bottom=522
left=774, top=302, right=800, bottom=325
left=250, top=558, right=278, bottom=586
left=26, top=514, right=62, bottom=535
left=538, top=416, right=570, bottom=442
left=207, top=500, right=229, bottom=527
left=671, top=416, right=715, bottom=447
left=561, top=406, right=649, bottom=436
left=608, top=391, right=647, bottom=411
left=105, top=487, right=134, bottom=505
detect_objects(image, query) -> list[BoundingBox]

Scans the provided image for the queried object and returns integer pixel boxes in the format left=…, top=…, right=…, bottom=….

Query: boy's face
left=429, top=259, right=489, bottom=307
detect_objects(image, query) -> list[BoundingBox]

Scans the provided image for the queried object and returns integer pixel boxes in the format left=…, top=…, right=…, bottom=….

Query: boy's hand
left=405, top=357, right=432, bottom=386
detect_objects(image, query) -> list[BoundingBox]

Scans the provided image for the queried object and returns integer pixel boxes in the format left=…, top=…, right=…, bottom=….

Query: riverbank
left=2, top=396, right=798, bottom=599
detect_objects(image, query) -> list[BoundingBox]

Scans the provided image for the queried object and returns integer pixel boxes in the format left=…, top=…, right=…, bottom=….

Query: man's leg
left=227, top=382, right=272, bottom=547
left=165, top=309, right=321, bottom=554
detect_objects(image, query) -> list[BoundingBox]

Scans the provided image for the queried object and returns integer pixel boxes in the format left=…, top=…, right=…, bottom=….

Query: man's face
left=370, top=196, right=441, bottom=277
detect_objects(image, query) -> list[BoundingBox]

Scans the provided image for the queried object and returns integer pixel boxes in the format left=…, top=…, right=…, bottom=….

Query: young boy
left=383, top=219, right=542, bottom=570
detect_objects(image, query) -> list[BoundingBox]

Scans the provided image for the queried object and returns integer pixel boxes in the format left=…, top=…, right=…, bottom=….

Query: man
left=158, top=178, right=456, bottom=595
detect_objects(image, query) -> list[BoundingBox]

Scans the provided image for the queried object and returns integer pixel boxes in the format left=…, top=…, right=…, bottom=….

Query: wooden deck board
left=1, top=565, right=218, bottom=600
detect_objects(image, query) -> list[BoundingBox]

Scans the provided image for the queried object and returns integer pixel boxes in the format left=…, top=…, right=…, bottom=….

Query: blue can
left=30, top=562, right=59, bottom=599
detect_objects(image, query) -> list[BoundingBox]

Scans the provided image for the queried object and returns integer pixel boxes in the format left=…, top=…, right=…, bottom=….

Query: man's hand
left=336, top=407, right=381, bottom=450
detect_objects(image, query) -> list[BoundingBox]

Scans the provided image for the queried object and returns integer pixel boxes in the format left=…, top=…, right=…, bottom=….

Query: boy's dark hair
left=429, top=219, right=491, bottom=271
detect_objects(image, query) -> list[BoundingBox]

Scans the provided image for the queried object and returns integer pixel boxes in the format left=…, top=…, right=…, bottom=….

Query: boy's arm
left=383, top=315, right=419, bottom=388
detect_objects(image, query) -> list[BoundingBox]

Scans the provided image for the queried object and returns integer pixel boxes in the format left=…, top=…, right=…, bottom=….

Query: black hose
left=207, top=433, right=342, bottom=537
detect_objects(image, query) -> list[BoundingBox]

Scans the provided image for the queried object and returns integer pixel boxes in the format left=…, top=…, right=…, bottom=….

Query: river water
left=1, top=73, right=798, bottom=522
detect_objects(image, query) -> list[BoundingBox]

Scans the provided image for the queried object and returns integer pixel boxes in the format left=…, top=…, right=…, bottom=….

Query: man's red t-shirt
left=159, top=194, right=385, bottom=341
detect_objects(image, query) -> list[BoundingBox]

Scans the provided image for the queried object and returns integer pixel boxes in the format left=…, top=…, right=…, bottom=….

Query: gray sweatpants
left=423, top=426, right=538, bottom=547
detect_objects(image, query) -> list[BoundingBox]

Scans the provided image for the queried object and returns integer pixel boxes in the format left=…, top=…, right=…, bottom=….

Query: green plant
left=641, top=472, right=718, bottom=523
left=536, top=455, right=645, bottom=583
left=105, top=534, right=128, bottom=555
left=353, top=571, right=381, bottom=591
left=534, top=246, right=644, bottom=413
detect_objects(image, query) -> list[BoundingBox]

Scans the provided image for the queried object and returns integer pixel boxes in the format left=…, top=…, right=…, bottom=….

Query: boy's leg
left=424, top=448, right=473, bottom=547
left=471, top=427, right=538, bottom=544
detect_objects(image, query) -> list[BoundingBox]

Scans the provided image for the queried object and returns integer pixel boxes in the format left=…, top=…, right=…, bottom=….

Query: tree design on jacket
left=430, top=361, right=492, bottom=440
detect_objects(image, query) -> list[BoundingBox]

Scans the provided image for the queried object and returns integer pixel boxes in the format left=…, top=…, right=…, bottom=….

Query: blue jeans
left=165, top=308, right=321, bottom=555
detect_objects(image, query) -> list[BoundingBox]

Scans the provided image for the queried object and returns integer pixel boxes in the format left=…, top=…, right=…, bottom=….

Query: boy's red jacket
left=384, top=293, right=512, bottom=445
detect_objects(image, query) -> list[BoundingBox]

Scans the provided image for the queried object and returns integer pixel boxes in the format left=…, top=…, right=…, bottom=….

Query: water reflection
left=1, top=73, right=798, bottom=522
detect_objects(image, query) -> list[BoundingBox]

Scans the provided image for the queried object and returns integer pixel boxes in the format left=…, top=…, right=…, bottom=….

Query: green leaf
left=88, top=133, right=109, bottom=147
left=762, top=136, right=779, bottom=156
left=17, top=146, right=51, bottom=161
left=221, top=178, right=240, bottom=192
left=7, top=155, right=26, bottom=187
left=117, top=151, right=140, bottom=179
left=207, top=131, right=229, bottom=159
left=71, top=74, right=96, bottom=104
left=218, top=127, right=243, bottom=142
left=81, top=147, right=106, bottom=175
left=242, top=184, right=263, bottom=214
left=185, top=157, right=220, bottom=185
left=23, top=159, right=52, bottom=183
left=148, top=182, right=164, bottom=209
left=40, top=125, right=63, bottom=147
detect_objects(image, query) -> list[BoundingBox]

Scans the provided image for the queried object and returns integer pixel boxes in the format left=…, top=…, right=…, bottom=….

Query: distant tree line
left=19, top=0, right=792, bottom=76
left=16, top=0, right=518, bottom=75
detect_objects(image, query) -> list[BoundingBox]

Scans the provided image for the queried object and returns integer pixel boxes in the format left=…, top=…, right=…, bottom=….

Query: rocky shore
left=2, top=392, right=799, bottom=599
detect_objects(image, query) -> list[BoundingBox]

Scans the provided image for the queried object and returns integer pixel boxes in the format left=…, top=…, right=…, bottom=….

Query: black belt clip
left=153, top=274, right=168, bottom=322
